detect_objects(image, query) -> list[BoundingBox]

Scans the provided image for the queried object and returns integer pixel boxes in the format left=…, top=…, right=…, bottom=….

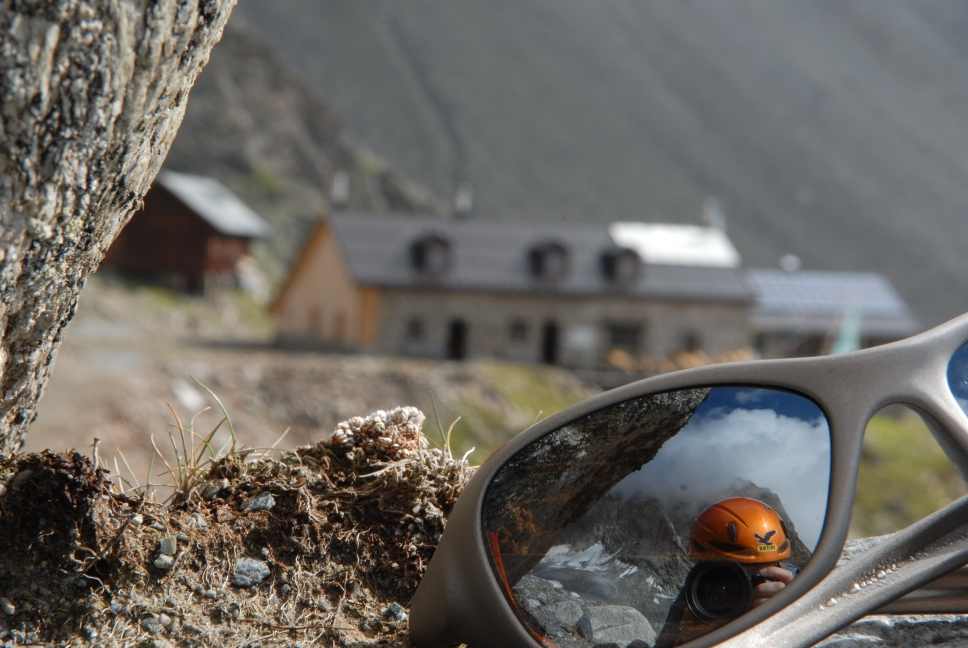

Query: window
left=509, top=318, right=529, bottom=342
left=406, top=317, right=425, bottom=342
left=410, top=234, right=452, bottom=275
left=681, top=330, right=702, bottom=353
left=601, top=247, right=641, bottom=285
left=528, top=242, right=570, bottom=281
left=605, top=321, right=643, bottom=356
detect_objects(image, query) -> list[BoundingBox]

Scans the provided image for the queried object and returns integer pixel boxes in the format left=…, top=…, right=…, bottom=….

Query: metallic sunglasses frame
left=410, top=314, right=968, bottom=648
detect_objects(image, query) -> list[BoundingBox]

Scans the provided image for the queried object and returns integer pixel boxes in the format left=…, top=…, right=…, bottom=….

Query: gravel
left=158, top=535, right=177, bottom=557
left=245, top=492, right=276, bottom=512
left=232, top=558, right=270, bottom=588
left=142, top=616, right=164, bottom=635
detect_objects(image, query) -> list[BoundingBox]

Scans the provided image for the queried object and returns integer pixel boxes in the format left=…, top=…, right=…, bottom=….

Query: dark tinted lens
left=482, top=386, right=830, bottom=647
left=948, top=341, right=968, bottom=415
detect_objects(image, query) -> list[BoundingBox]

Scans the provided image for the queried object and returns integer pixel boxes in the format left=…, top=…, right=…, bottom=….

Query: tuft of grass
left=144, top=378, right=284, bottom=505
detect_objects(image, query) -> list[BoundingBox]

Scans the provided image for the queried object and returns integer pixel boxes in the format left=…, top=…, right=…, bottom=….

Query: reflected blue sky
left=614, top=386, right=831, bottom=548
left=948, top=341, right=968, bottom=415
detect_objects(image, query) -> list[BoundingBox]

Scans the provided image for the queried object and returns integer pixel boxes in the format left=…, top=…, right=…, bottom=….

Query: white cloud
left=614, top=407, right=831, bottom=548
left=734, top=389, right=768, bottom=405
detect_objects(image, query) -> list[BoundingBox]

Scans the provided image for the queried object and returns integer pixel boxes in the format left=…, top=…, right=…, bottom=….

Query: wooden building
left=103, top=170, right=270, bottom=292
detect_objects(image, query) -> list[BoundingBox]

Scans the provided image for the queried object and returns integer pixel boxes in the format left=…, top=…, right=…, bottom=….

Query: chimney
left=702, top=197, right=726, bottom=231
left=330, top=171, right=350, bottom=210
left=779, top=254, right=802, bottom=272
left=453, top=183, right=474, bottom=219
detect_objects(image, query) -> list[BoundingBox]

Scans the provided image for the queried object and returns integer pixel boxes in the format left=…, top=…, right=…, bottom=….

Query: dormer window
left=410, top=233, right=452, bottom=276
left=601, top=247, right=641, bottom=286
left=528, top=241, right=570, bottom=281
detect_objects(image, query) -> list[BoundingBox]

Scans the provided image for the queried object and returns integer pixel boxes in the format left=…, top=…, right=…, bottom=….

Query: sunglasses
left=409, top=314, right=968, bottom=647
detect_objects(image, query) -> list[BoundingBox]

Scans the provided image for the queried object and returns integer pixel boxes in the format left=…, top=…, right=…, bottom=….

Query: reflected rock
left=485, top=388, right=710, bottom=582
left=577, top=605, right=657, bottom=647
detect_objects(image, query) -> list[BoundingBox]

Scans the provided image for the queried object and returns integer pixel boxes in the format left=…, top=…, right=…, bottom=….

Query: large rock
left=577, top=605, right=657, bottom=647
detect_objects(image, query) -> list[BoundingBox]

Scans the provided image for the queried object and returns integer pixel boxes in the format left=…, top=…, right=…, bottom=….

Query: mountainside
left=231, top=1, right=968, bottom=326
left=164, top=20, right=441, bottom=283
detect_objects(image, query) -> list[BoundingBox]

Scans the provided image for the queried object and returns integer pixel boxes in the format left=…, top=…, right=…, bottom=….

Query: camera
left=684, top=561, right=800, bottom=621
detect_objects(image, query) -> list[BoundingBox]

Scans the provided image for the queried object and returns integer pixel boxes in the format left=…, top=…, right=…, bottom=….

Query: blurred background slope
left=30, top=1, right=968, bottom=537
left=233, top=0, right=968, bottom=326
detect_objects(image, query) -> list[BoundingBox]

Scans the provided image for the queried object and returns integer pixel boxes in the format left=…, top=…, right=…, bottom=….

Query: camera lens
left=685, top=562, right=753, bottom=620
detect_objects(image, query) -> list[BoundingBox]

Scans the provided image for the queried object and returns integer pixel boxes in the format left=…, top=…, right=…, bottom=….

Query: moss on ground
left=852, top=410, right=967, bottom=538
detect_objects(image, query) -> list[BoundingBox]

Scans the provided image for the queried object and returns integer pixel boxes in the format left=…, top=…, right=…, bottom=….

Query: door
left=541, top=320, right=560, bottom=365
left=447, top=318, right=468, bottom=360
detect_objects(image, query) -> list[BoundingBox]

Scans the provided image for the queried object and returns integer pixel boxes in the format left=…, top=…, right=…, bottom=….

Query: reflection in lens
left=948, top=341, right=968, bottom=418
left=482, top=386, right=830, bottom=648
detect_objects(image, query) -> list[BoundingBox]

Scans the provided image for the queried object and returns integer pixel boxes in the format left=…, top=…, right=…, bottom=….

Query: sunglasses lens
left=482, top=386, right=830, bottom=647
left=948, top=342, right=968, bottom=416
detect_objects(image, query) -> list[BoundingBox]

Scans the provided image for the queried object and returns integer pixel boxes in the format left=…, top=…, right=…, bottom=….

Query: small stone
left=153, top=554, right=175, bottom=571
left=158, top=535, right=177, bottom=557
left=232, top=558, right=270, bottom=588
left=202, top=589, right=218, bottom=599
left=130, top=513, right=144, bottom=526
left=280, top=583, right=291, bottom=596
left=382, top=602, right=408, bottom=623
left=0, top=599, right=13, bottom=616
left=158, top=613, right=172, bottom=627
left=187, top=513, right=208, bottom=530
left=83, top=626, right=97, bottom=641
left=109, top=601, right=125, bottom=615
left=176, top=532, right=189, bottom=543
left=260, top=547, right=270, bottom=558
left=150, top=521, right=165, bottom=532
left=142, top=616, right=164, bottom=635
left=245, top=492, right=275, bottom=512
left=202, top=479, right=229, bottom=500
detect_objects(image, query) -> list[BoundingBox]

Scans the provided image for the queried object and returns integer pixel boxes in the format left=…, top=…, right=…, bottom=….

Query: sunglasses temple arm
left=718, top=496, right=968, bottom=648
left=876, top=565, right=968, bottom=614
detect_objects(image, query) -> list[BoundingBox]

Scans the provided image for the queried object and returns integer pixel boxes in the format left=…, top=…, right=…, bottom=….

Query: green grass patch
left=852, top=409, right=967, bottom=538
left=477, top=361, right=588, bottom=424
left=424, top=361, right=592, bottom=464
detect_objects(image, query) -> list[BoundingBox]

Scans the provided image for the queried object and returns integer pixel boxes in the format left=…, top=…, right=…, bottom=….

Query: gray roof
left=157, top=170, right=270, bottom=239
left=748, top=270, right=919, bottom=337
left=327, top=214, right=753, bottom=302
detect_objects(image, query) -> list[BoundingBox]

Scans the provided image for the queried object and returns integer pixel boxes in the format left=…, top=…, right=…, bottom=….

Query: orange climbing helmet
left=689, top=496, right=792, bottom=564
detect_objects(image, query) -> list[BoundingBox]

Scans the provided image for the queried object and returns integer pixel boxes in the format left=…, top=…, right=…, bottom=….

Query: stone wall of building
left=373, top=289, right=752, bottom=368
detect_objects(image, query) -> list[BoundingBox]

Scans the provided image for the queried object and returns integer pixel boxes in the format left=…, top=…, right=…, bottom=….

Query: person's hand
left=751, top=566, right=795, bottom=607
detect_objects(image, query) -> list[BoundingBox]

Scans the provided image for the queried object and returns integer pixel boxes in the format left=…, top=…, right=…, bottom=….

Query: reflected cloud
left=614, top=390, right=830, bottom=547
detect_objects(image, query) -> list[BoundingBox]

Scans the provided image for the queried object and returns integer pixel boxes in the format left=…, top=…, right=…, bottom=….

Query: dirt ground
left=28, top=277, right=586, bottom=495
